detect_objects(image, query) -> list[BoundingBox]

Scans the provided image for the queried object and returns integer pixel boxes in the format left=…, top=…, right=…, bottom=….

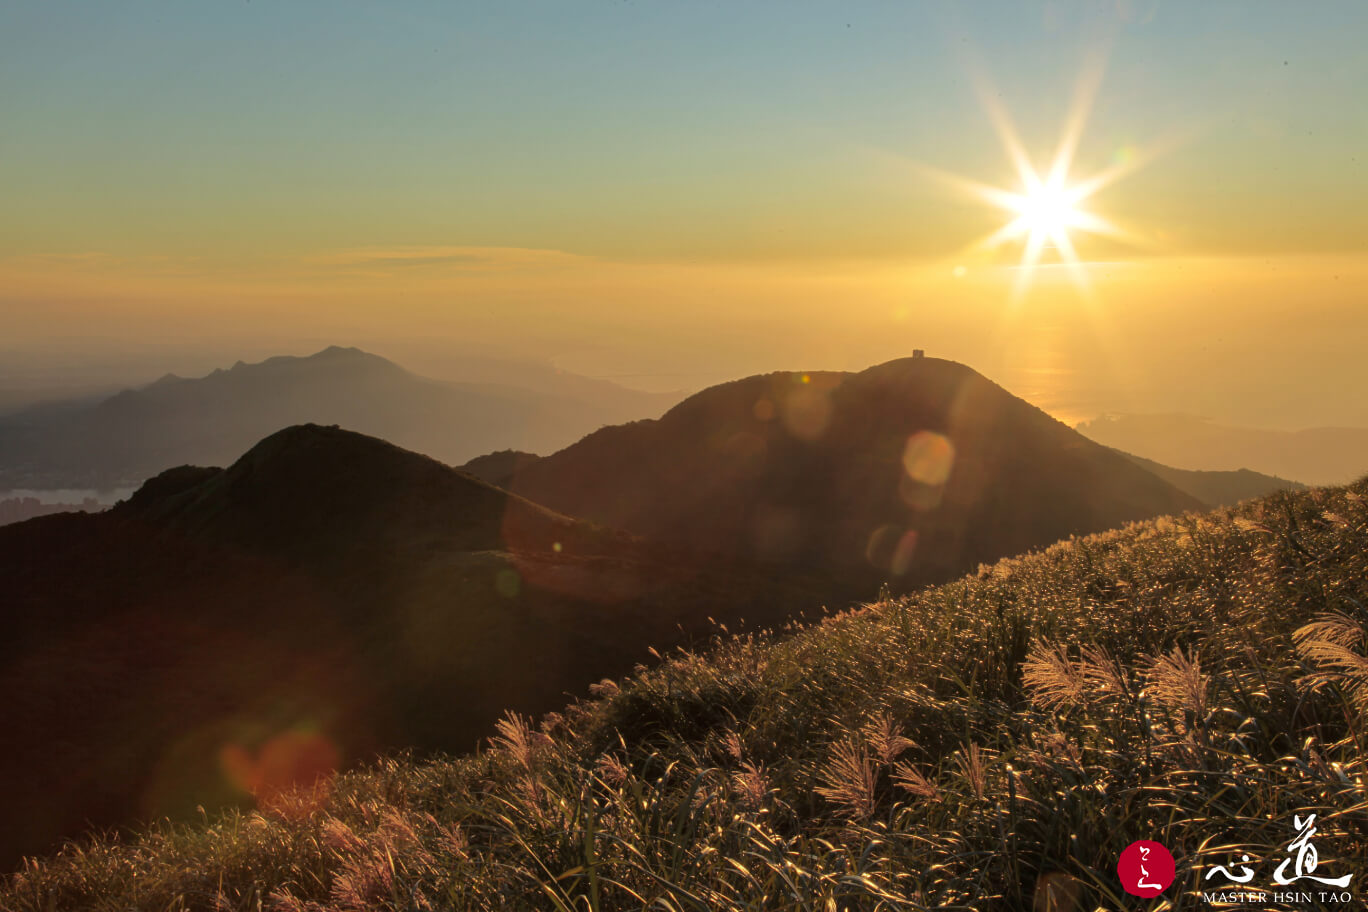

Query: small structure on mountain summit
left=913, top=349, right=925, bottom=359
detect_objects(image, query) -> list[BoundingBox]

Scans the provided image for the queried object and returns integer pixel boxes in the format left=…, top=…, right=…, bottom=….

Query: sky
left=2, top=1, right=1366, bottom=427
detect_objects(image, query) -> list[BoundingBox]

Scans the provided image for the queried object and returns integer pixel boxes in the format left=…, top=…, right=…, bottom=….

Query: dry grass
left=6, top=480, right=1368, bottom=910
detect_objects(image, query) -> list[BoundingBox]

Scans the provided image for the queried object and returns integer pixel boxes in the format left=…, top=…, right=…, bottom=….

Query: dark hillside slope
left=513, top=357, right=1201, bottom=595
left=0, top=426, right=807, bottom=869
left=7, top=476, right=1365, bottom=909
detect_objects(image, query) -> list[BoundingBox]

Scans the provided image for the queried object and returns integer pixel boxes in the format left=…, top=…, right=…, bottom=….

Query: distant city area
left=0, top=491, right=129, bottom=525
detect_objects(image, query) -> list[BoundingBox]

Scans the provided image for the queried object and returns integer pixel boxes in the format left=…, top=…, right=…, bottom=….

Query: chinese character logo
left=1201, top=814, right=1354, bottom=899
left=1118, top=840, right=1176, bottom=897
left=1204, top=853, right=1256, bottom=886
left=1274, top=814, right=1353, bottom=888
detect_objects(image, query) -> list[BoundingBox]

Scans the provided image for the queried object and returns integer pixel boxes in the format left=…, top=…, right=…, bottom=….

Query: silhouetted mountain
left=0, top=425, right=808, bottom=868
left=119, top=426, right=606, bottom=559
left=459, top=449, right=543, bottom=489
left=0, top=346, right=679, bottom=490
left=1077, top=413, right=1368, bottom=486
left=510, top=357, right=1201, bottom=595
left=1114, top=449, right=1306, bottom=506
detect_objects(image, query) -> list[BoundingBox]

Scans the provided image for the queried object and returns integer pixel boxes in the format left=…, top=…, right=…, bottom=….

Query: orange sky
left=2, top=2, right=1366, bottom=428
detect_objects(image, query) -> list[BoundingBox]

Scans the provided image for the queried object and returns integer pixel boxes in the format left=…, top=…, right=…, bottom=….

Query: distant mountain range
left=0, top=346, right=681, bottom=491
left=0, top=355, right=1315, bottom=867
left=1077, top=413, right=1368, bottom=487
left=1114, top=450, right=1306, bottom=506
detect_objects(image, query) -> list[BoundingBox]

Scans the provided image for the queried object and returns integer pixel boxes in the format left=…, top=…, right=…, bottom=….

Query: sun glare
left=916, top=54, right=1161, bottom=303
left=969, top=132, right=1139, bottom=303
left=1014, top=182, right=1080, bottom=237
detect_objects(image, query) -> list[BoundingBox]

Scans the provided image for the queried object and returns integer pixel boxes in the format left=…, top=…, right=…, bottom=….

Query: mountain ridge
left=511, top=356, right=1202, bottom=594
left=1113, top=448, right=1306, bottom=506
left=0, top=347, right=681, bottom=491
left=1077, top=412, right=1368, bottom=486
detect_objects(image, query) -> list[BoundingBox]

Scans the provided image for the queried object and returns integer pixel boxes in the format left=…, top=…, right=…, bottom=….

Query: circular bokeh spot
left=902, top=431, right=955, bottom=486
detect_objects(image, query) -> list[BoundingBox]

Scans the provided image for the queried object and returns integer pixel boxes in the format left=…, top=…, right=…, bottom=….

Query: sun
left=914, top=55, right=1161, bottom=302
left=1014, top=181, right=1082, bottom=238
left=964, top=139, right=1137, bottom=302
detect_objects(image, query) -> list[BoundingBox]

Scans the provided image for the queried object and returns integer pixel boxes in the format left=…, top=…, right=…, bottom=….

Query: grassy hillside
left=7, top=480, right=1368, bottom=910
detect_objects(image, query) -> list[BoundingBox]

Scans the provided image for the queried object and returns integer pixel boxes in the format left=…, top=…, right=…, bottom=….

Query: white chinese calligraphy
left=1204, top=854, right=1255, bottom=885
left=1273, top=815, right=1353, bottom=889
left=1136, top=846, right=1162, bottom=890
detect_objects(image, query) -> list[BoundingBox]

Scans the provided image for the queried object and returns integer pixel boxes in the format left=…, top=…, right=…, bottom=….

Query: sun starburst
left=972, top=157, right=1121, bottom=302
left=921, top=54, right=1162, bottom=303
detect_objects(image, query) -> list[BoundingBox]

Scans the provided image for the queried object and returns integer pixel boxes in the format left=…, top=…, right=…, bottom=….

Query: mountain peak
left=121, top=424, right=594, bottom=559
left=314, top=345, right=367, bottom=358
left=854, top=356, right=984, bottom=389
left=245, top=347, right=403, bottom=374
left=511, top=359, right=1200, bottom=593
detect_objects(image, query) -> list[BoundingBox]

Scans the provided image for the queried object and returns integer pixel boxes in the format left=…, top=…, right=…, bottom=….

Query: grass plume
left=6, top=480, right=1368, bottom=909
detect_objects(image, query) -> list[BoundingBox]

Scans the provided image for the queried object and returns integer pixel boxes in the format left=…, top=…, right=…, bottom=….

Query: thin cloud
left=311, top=246, right=592, bottom=273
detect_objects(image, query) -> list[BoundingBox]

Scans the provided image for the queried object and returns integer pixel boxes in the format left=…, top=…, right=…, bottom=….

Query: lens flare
left=902, top=431, right=956, bottom=487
